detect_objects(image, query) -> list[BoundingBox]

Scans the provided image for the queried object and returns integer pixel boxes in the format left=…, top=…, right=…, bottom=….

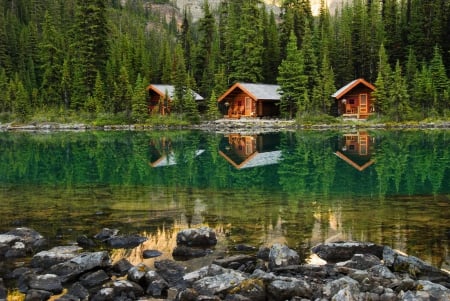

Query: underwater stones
left=312, top=241, right=384, bottom=262
left=176, top=227, right=217, bottom=247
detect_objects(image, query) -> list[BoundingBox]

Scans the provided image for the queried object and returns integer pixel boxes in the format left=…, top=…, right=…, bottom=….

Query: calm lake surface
left=0, top=129, right=449, bottom=270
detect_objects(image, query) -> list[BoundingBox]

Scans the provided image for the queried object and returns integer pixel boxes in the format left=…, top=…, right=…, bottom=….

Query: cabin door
left=359, top=94, right=368, bottom=114
left=245, top=97, right=252, bottom=116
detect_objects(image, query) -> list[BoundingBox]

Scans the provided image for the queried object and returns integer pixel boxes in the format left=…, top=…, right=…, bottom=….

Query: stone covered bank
left=0, top=227, right=449, bottom=300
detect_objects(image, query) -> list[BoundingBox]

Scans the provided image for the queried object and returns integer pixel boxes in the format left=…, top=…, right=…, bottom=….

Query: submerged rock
left=312, top=241, right=384, bottom=262
left=176, top=227, right=217, bottom=247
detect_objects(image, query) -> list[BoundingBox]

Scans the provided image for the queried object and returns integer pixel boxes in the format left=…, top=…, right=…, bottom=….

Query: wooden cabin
left=334, top=131, right=375, bottom=171
left=219, top=133, right=281, bottom=169
left=217, top=83, right=281, bottom=118
left=146, top=84, right=204, bottom=115
left=332, top=78, right=376, bottom=119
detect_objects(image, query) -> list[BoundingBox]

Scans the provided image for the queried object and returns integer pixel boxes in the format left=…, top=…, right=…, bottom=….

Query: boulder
left=172, top=245, right=210, bottom=258
left=93, top=228, right=119, bottom=240
left=143, top=249, right=162, bottom=259
left=28, top=274, right=63, bottom=294
left=5, top=227, right=47, bottom=249
left=47, top=251, right=111, bottom=283
left=68, top=282, right=90, bottom=300
left=30, top=246, right=82, bottom=269
left=193, top=269, right=246, bottom=295
left=266, top=277, right=312, bottom=300
left=228, top=278, right=266, bottom=301
left=183, top=264, right=227, bottom=285
left=337, top=253, right=382, bottom=270
left=323, top=276, right=360, bottom=299
left=0, top=278, right=6, bottom=300
left=312, top=241, right=384, bottom=263
left=268, top=243, right=299, bottom=270
left=106, top=234, right=147, bottom=249
left=25, top=289, right=52, bottom=301
left=79, top=269, right=110, bottom=288
left=154, top=259, right=187, bottom=287
left=127, top=263, right=150, bottom=284
left=111, top=258, right=133, bottom=276
left=176, top=227, right=217, bottom=247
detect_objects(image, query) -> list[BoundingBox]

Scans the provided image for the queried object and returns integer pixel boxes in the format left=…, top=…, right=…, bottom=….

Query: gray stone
left=267, top=277, right=312, bottom=300
left=143, top=249, right=162, bottom=259
left=25, top=289, right=52, bottom=301
left=154, top=259, right=186, bottom=286
left=0, top=278, right=6, bottom=300
left=127, top=263, right=150, bottom=284
left=183, top=264, right=227, bottom=285
left=173, top=245, right=210, bottom=258
left=28, top=274, right=63, bottom=294
left=213, top=255, right=255, bottom=269
left=93, top=228, right=118, bottom=240
left=176, top=227, right=217, bottom=246
left=193, top=269, right=246, bottom=295
left=268, top=243, right=299, bottom=270
left=47, top=251, right=111, bottom=283
left=332, top=286, right=360, bottom=301
left=312, top=242, right=384, bottom=263
left=111, top=258, right=133, bottom=276
left=68, top=282, right=90, bottom=300
left=367, top=264, right=397, bottom=279
left=227, top=278, right=266, bottom=301
left=79, top=269, right=110, bottom=288
left=106, top=234, right=147, bottom=249
left=323, top=276, right=360, bottom=299
left=30, top=246, right=82, bottom=269
left=338, top=253, right=382, bottom=270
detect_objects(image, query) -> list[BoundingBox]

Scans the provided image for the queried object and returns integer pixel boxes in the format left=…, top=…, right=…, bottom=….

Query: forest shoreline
left=1, top=119, right=450, bottom=133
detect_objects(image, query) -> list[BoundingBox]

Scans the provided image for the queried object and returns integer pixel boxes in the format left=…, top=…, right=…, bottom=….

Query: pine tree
left=428, top=45, right=449, bottom=113
left=229, top=0, right=264, bottom=83
left=131, top=73, right=149, bottom=123
left=0, top=68, right=9, bottom=112
left=9, top=73, right=30, bottom=121
left=92, top=71, right=106, bottom=113
left=317, top=51, right=336, bottom=114
left=172, top=44, right=188, bottom=114
left=262, top=10, right=281, bottom=83
left=277, top=31, right=307, bottom=118
left=388, top=61, right=411, bottom=121
left=206, top=90, right=219, bottom=120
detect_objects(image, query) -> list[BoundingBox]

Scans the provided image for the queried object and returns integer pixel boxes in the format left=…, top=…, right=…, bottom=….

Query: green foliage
left=0, top=0, right=449, bottom=124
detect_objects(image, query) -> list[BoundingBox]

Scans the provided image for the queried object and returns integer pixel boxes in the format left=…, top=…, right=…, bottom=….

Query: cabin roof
left=218, top=83, right=281, bottom=102
left=332, top=78, right=376, bottom=99
left=147, top=84, right=204, bottom=101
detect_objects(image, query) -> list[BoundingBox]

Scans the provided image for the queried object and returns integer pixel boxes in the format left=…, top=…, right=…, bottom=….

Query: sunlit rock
left=268, top=243, right=299, bottom=270
left=193, top=269, right=246, bottom=295
left=176, top=227, right=217, bottom=247
left=28, top=274, right=63, bottom=294
left=31, top=246, right=82, bottom=269
left=267, top=277, right=312, bottom=300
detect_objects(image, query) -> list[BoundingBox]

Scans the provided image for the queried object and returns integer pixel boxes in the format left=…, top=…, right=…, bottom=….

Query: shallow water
left=0, top=130, right=449, bottom=270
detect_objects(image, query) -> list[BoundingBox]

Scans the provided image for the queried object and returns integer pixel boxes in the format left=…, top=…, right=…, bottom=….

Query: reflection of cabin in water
left=146, top=84, right=204, bottom=115
left=149, top=137, right=204, bottom=167
left=219, top=133, right=281, bottom=169
left=217, top=83, right=281, bottom=118
left=332, top=78, right=376, bottom=119
left=334, top=131, right=375, bottom=171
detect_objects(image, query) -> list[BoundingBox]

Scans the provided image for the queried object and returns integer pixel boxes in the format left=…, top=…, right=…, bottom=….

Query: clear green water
left=0, top=130, right=449, bottom=269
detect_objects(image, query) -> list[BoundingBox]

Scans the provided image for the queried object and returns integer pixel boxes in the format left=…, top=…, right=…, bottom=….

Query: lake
left=0, top=129, right=449, bottom=271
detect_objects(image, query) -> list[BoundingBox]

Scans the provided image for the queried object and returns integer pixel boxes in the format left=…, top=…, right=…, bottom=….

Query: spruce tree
left=206, top=90, right=219, bottom=120
left=389, top=61, right=411, bottom=121
left=429, top=45, right=449, bottom=113
left=277, top=31, right=307, bottom=118
left=131, top=74, right=148, bottom=123
left=262, top=10, right=281, bottom=83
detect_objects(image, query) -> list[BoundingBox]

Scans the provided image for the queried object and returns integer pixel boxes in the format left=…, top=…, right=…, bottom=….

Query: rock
left=337, top=253, right=382, bottom=270
left=108, top=280, right=145, bottom=299
left=143, top=249, right=162, bottom=259
left=5, top=227, right=47, bottom=249
left=25, top=289, right=52, bottom=301
left=30, top=246, right=82, bottom=269
left=228, top=278, right=266, bottom=301
left=183, top=264, right=228, bottom=285
left=93, top=228, right=118, bottom=240
left=193, top=269, right=246, bottom=295
left=323, top=276, right=360, bottom=299
left=213, top=255, right=255, bottom=269
left=79, top=269, right=110, bottom=288
left=127, top=263, right=150, bottom=284
left=111, top=258, right=133, bottom=276
left=234, top=244, right=256, bottom=252
left=0, top=278, right=6, bottom=300
left=312, top=241, right=384, bottom=263
left=68, top=282, right=90, bottom=300
left=106, top=234, right=147, bottom=249
left=416, top=280, right=450, bottom=300
left=76, top=235, right=96, bottom=248
left=5, top=241, right=27, bottom=258
left=154, top=259, right=187, bottom=287
left=367, top=264, right=397, bottom=279
left=47, top=251, right=111, bottom=283
left=146, top=278, right=169, bottom=297
left=176, top=227, right=217, bottom=247
left=268, top=243, right=299, bottom=270
left=256, top=246, right=271, bottom=261
left=173, top=245, right=210, bottom=258
left=28, top=274, right=63, bottom=294
left=267, top=277, right=312, bottom=300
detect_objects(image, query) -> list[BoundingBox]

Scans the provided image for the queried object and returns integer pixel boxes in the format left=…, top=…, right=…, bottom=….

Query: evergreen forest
left=0, top=0, right=449, bottom=124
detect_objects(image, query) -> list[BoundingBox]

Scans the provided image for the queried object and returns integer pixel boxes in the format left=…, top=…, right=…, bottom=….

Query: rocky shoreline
left=1, top=119, right=450, bottom=134
left=0, top=227, right=449, bottom=301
